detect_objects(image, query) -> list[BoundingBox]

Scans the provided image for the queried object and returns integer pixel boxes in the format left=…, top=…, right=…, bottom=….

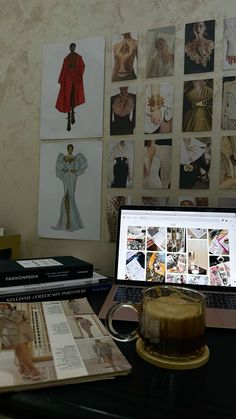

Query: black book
left=0, top=256, right=93, bottom=287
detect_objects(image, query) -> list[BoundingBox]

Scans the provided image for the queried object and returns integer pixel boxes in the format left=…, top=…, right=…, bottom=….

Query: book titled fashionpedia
left=0, top=256, right=93, bottom=286
left=0, top=297, right=132, bottom=393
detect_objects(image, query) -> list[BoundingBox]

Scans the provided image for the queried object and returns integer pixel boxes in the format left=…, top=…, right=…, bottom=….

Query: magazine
left=0, top=297, right=132, bottom=393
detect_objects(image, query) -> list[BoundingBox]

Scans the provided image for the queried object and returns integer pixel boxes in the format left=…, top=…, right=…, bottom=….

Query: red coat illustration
left=55, top=52, right=85, bottom=113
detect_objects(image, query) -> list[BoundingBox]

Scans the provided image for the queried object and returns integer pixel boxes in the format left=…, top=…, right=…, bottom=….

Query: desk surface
left=0, top=292, right=235, bottom=419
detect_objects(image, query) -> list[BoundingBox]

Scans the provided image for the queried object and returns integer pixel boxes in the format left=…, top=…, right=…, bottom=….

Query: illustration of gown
left=52, top=152, right=88, bottom=231
left=182, top=83, right=213, bottom=132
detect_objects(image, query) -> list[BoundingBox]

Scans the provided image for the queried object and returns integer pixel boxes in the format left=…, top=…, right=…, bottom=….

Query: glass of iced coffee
left=106, top=286, right=208, bottom=365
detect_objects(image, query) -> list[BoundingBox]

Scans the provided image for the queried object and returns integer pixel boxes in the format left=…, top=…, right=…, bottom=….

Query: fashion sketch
left=52, top=144, right=88, bottom=231
left=182, top=79, right=213, bottom=132
left=146, top=26, right=175, bottom=78
left=221, top=77, right=236, bottom=130
left=111, top=32, right=138, bottom=82
left=220, top=136, right=236, bottom=189
left=110, top=86, right=136, bottom=135
left=55, top=42, right=85, bottom=132
left=179, top=137, right=211, bottom=189
left=143, top=139, right=172, bottom=189
left=144, top=82, right=173, bottom=134
left=223, top=17, right=236, bottom=70
left=184, top=20, right=215, bottom=74
left=108, top=140, right=134, bottom=188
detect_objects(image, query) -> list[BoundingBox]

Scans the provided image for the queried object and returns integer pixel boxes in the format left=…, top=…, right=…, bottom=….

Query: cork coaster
left=136, top=338, right=210, bottom=370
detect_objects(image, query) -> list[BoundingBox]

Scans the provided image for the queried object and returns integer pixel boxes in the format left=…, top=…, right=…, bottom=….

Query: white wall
left=0, top=0, right=235, bottom=276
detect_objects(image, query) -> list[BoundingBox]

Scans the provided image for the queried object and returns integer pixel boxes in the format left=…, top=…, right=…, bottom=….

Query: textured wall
left=0, top=0, right=235, bottom=276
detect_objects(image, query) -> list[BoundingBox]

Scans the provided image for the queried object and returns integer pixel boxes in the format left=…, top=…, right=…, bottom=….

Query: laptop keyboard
left=114, top=286, right=142, bottom=304
left=114, top=287, right=236, bottom=310
left=204, top=292, right=236, bottom=310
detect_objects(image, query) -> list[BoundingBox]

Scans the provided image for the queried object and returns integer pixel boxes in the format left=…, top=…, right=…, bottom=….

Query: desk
left=0, top=292, right=235, bottom=419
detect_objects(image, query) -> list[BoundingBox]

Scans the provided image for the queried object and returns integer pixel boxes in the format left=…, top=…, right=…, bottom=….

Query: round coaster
left=136, top=338, right=210, bottom=370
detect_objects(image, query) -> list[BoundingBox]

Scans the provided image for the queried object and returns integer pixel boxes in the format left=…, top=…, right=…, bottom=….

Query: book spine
left=0, top=266, right=93, bottom=287
left=0, top=282, right=112, bottom=303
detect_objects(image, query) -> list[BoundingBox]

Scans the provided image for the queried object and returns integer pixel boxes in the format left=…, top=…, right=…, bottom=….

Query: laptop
left=99, top=205, right=236, bottom=328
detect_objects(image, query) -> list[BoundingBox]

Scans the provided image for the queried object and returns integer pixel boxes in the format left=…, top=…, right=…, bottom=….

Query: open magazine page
left=0, top=298, right=132, bottom=393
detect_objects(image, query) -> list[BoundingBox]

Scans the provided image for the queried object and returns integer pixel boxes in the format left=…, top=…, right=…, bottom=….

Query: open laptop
left=99, top=205, right=236, bottom=328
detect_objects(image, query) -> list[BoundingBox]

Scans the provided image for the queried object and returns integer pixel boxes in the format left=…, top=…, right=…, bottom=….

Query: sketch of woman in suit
left=52, top=144, right=87, bottom=231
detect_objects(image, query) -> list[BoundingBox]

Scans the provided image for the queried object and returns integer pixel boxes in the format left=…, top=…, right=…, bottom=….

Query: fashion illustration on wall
left=220, top=136, right=236, bottom=189
left=179, top=137, right=211, bottom=189
left=52, top=144, right=88, bottom=231
left=38, top=141, right=103, bottom=240
left=110, top=85, right=136, bottom=135
left=221, top=76, right=236, bottom=130
left=143, top=139, right=172, bottom=189
left=105, top=195, right=131, bottom=242
left=144, top=82, right=173, bottom=134
left=55, top=43, right=85, bottom=132
left=40, top=36, right=105, bottom=139
left=178, top=196, right=209, bottom=207
left=146, top=26, right=175, bottom=78
left=184, top=20, right=215, bottom=74
left=182, top=79, right=213, bottom=132
left=223, top=17, right=236, bottom=70
left=108, top=140, right=134, bottom=188
left=111, top=32, right=138, bottom=82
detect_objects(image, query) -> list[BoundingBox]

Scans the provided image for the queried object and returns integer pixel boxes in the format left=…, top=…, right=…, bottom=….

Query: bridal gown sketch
left=52, top=144, right=88, bottom=231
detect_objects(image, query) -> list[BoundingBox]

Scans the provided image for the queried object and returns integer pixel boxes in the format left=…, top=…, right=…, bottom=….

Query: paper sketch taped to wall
left=220, top=136, right=236, bottom=189
left=55, top=43, right=85, bottom=132
left=223, top=17, right=236, bottom=70
left=179, top=137, right=211, bottom=189
left=110, top=85, right=136, bottom=136
left=111, top=32, right=138, bottom=82
left=105, top=195, right=131, bottom=242
left=221, top=76, right=236, bottom=130
left=182, top=79, right=213, bottom=132
left=146, top=26, right=175, bottom=78
left=108, top=140, right=134, bottom=188
left=143, top=139, right=172, bottom=189
left=38, top=141, right=102, bottom=240
left=40, top=36, right=105, bottom=139
left=144, top=82, right=173, bottom=134
left=184, top=20, right=215, bottom=74
left=52, top=144, right=88, bottom=231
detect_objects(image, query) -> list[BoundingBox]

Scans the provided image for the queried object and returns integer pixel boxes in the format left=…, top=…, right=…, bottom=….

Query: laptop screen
left=114, top=206, right=236, bottom=289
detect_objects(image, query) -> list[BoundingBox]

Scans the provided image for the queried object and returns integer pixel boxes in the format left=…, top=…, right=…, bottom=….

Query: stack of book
left=0, top=256, right=111, bottom=302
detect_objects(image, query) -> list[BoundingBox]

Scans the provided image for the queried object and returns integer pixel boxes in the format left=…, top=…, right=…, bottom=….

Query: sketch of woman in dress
left=52, top=144, right=88, bottom=231
left=112, top=32, right=138, bottom=82
left=143, top=139, right=172, bottom=188
left=182, top=79, right=213, bottom=132
left=184, top=20, right=215, bottom=74
left=146, top=27, right=175, bottom=78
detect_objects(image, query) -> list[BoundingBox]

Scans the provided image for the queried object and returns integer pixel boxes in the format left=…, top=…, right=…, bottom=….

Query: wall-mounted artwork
left=146, top=26, right=175, bottom=78
left=179, top=137, right=211, bottom=189
left=105, top=195, right=131, bottom=242
left=223, top=17, right=236, bottom=70
left=141, top=196, right=169, bottom=206
left=108, top=140, right=134, bottom=188
left=111, top=32, right=138, bottom=82
left=144, top=82, right=173, bottom=134
left=143, top=139, right=172, bottom=189
left=184, top=20, right=215, bottom=74
left=220, top=136, right=236, bottom=189
left=221, top=76, right=236, bottom=130
left=178, top=196, right=209, bottom=206
left=38, top=141, right=102, bottom=240
left=182, top=79, right=213, bottom=132
left=110, top=85, right=136, bottom=135
left=219, top=197, right=236, bottom=207
left=40, top=36, right=105, bottom=139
